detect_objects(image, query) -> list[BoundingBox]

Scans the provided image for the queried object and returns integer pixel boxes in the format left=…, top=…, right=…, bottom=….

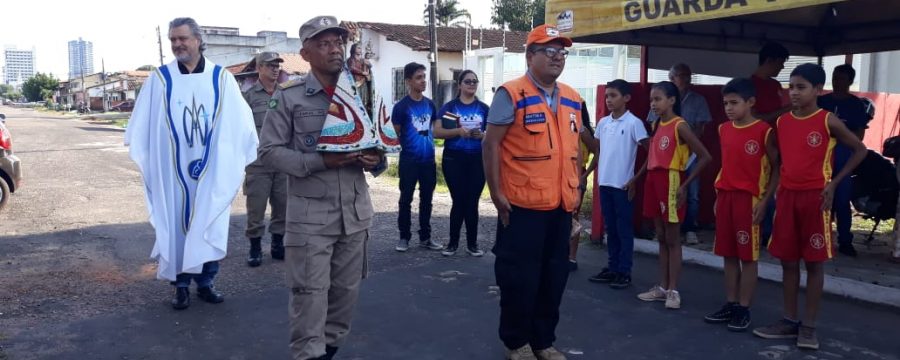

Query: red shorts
left=642, top=169, right=685, bottom=223
left=714, top=190, right=761, bottom=261
left=769, top=187, right=834, bottom=262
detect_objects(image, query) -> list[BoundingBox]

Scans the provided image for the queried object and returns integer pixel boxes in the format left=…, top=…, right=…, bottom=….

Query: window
left=392, top=67, right=408, bottom=103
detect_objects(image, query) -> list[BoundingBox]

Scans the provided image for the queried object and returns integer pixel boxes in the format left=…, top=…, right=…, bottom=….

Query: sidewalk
left=584, top=226, right=900, bottom=308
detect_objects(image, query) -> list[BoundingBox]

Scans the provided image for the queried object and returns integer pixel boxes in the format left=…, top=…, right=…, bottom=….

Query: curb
left=631, top=238, right=900, bottom=309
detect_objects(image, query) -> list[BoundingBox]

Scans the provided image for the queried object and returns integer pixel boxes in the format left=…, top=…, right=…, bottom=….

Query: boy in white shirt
left=583, top=79, right=649, bottom=289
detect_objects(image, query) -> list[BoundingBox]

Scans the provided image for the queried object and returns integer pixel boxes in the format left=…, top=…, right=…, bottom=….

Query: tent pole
left=640, top=46, right=649, bottom=85
left=844, top=54, right=853, bottom=65
left=817, top=56, right=824, bottom=66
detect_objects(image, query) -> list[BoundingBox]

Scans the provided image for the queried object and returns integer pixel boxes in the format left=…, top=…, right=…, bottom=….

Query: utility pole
left=427, top=0, right=439, bottom=101
left=157, top=26, right=165, bottom=66
left=101, top=58, right=107, bottom=112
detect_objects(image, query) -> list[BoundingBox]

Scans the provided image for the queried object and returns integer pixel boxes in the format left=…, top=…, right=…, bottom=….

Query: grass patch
left=113, top=119, right=129, bottom=128
left=851, top=216, right=895, bottom=236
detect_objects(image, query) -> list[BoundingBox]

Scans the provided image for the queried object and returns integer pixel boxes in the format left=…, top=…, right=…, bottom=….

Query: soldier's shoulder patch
left=268, top=98, right=278, bottom=109
left=279, top=79, right=304, bottom=90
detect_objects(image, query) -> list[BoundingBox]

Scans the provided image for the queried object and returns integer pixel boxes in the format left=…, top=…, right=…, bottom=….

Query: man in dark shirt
left=818, top=64, right=872, bottom=257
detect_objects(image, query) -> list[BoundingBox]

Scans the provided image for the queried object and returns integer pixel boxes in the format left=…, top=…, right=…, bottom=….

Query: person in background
left=569, top=100, right=594, bottom=272
left=242, top=51, right=287, bottom=267
left=817, top=64, right=872, bottom=257
left=392, top=62, right=443, bottom=253
left=434, top=70, right=489, bottom=257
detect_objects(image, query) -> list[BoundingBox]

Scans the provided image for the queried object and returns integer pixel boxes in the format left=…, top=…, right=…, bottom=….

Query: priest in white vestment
left=125, top=17, right=258, bottom=310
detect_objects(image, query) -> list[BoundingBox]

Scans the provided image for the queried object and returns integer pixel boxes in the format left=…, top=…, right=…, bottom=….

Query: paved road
left=0, top=107, right=897, bottom=360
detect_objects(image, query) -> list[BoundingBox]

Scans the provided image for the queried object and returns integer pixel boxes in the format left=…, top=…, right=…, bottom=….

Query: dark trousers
left=599, top=186, right=635, bottom=274
left=442, top=149, right=486, bottom=248
left=172, top=261, right=219, bottom=288
left=493, top=206, right=571, bottom=351
left=833, top=151, right=854, bottom=246
left=398, top=159, right=436, bottom=242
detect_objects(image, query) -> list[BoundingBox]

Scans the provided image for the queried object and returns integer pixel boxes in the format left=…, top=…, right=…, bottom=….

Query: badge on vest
left=524, top=112, right=546, bottom=125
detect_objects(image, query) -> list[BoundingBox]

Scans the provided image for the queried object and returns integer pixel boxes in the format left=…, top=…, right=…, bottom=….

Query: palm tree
left=424, top=0, right=472, bottom=28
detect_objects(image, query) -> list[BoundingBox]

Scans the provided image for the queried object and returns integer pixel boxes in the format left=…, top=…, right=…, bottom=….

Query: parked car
left=0, top=113, right=22, bottom=212
left=110, top=100, right=135, bottom=112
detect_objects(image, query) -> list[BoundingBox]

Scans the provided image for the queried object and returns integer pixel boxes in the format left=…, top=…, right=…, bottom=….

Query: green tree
left=0, top=84, right=13, bottom=98
left=532, top=0, right=546, bottom=28
left=424, top=0, right=472, bottom=27
left=491, top=0, right=540, bottom=32
left=21, top=73, right=59, bottom=102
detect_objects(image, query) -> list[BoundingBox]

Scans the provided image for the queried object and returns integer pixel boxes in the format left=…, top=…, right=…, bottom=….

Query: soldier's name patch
left=297, top=110, right=327, bottom=117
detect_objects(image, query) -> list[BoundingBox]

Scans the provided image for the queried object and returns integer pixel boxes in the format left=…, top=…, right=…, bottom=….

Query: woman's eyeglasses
left=462, top=79, right=479, bottom=85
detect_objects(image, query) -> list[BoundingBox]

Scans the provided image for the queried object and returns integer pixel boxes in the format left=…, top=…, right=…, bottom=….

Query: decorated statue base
left=317, top=67, right=400, bottom=153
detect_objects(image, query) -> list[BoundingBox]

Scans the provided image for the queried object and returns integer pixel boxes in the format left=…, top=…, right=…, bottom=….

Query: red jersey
left=751, top=75, right=785, bottom=116
left=776, top=109, right=835, bottom=190
left=715, top=120, right=772, bottom=196
left=648, top=117, right=690, bottom=171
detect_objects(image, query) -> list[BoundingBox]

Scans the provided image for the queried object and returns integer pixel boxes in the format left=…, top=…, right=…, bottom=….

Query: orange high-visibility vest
left=498, top=75, right=583, bottom=212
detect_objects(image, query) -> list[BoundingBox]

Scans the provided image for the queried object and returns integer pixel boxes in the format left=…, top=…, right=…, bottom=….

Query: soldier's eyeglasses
left=530, top=47, right=569, bottom=59
left=265, top=63, right=282, bottom=70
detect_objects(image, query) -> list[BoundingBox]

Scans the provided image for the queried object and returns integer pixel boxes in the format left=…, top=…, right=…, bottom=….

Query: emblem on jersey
left=810, top=233, right=825, bottom=249
left=659, top=136, right=671, bottom=150
left=737, top=231, right=750, bottom=245
left=268, top=98, right=278, bottom=109
left=807, top=131, right=823, bottom=147
left=744, top=140, right=760, bottom=155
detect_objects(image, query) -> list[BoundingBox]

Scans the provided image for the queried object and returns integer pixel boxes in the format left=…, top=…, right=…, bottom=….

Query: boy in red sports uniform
left=704, top=78, right=778, bottom=332
left=753, top=64, right=866, bottom=350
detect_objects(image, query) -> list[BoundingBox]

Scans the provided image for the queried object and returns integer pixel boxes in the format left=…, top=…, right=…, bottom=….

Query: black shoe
left=838, top=243, right=857, bottom=257
left=247, top=237, right=262, bottom=267
left=588, top=268, right=617, bottom=283
left=609, top=273, right=631, bottom=289
left=325, top=345, right=339, bottom=360
left=197, top=286, right=225, bottom=303
left=172, top=287, right=190, bottom=310
left=704, top=302, right=737, bottom=323
left=271, top=233, right=285, bottom=260
left=728, top=306, right=751, bottom=332
left=568, top=260, right=578, bottom=272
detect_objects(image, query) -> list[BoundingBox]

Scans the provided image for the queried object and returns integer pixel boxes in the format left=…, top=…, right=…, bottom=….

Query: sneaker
left=686, top=231, right=700, bottom=245
left=637, top=285, right=667, bottom=302
left=588, top=268, right=617, bottom=283
left=505, top=344, right=537, bottom=360
left=704, top=302, right=737, bottom=323
left=796, top=325, right=819, bottom=350
left=534, top=346, right=567, bottom=360
left=395, top=238, right=410, bottom=252
left=753, top=319, right=800, bottom=339
left=441, top=245, right=457, bottom=256
left=420, top=239, right=444, bottom=250
left=568, top=260, right=578, bottom=272
left=665, top=290, right=681, bottom=309
left=838, top=243, right=858, bottom=257
left=727, top=307, right=751, bottom=332
left=609, top=273, right=631, bottom=289
left=466, top=246, right=484, bottom=257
